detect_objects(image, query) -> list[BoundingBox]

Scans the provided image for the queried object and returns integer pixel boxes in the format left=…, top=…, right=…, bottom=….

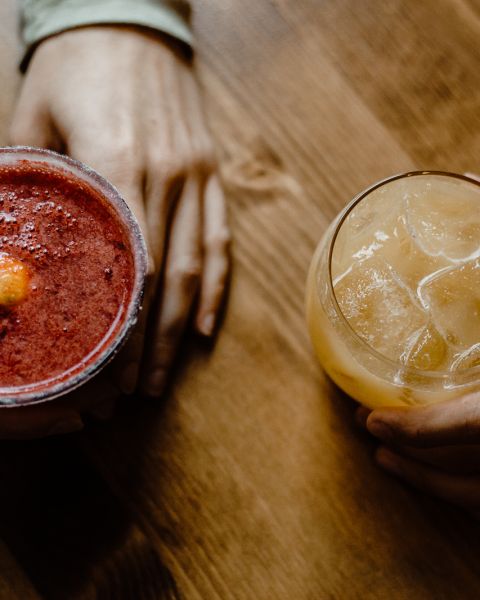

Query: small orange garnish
left=0, top=253, right=29, bottom=306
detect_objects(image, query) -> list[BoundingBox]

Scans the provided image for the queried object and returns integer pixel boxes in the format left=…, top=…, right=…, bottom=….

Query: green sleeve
left=21, top=0, right=192, bottom=69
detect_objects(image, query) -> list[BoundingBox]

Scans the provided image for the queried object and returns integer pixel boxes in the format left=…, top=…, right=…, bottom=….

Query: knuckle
left=166, top=257, right=202, bottom=286
left=209, top=279, right=228, bottom=303
left=150, top=154, right=184, bottom=181
left=191, top=151, right=217, bottom=175
left=149, top=144, right=216, bottom=182
left=73, top=128, right=141, bottom=177
left=156, top=316, right=185, bottom=345
left=185, top=135, right=216, bottom=172
left=402, top=419, right=428, bottom=443
left=106, top=140, right=140, bottom=172
left=153, top=332, right=177, bottom=355
left=154, top=149, right=216, bottom=180
left=205, top=227, right=232, bottom=253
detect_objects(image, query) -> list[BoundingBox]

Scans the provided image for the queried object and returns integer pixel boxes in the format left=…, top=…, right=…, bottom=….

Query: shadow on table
left=0, top=418, right=180, bottom=599
left=323, top=376, right=480, bottom=585
left=0, top=330, right=217, bottom=599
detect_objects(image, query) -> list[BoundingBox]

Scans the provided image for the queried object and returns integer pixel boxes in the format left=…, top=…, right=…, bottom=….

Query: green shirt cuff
left=21, top=0, right=192, bottom=70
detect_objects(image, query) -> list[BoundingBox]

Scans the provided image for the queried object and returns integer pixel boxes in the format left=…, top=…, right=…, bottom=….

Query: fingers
left=376, top=446, right=480, bottom=510
left=195, top=174, right=231, bottom=336
left=141, top=177, right=202, bottom=397
left=357, top=399, right=480, bottom=516
left=0, top=373, right=122, bottom=440
left=363, top=393, right=480, bottom=448
left=357, top=404, right=480, bottom=475
left=388, top=444, right=480, bottom=476
left=0, top=403, right=83, bottom=440
left=68, top=373, right=120, bottom=420
left=110, top=172, right=185, bottom=395
left=144, top=168, right=184, bottom=282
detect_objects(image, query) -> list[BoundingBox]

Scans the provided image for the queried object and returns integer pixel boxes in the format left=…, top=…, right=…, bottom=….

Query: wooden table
left=1, top=1, right=480, bottom=598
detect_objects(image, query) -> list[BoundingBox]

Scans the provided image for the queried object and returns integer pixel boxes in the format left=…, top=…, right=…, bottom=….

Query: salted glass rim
left=323, top=170, right=480, bottom=382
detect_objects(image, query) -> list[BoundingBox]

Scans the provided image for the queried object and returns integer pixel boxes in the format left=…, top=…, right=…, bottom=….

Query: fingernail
left=144, top=369, right=167, bottom=398
left=47, top=418, right=84, bottom=436
left=119, top=362, right=139, bottom=395
left=355, top=406, right=371, bottom=428
left=199, top=312, right=215, bottom=336
left=367, top=418, right=393, bottom=441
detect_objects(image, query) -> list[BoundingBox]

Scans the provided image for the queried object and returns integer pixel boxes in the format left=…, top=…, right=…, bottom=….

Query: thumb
left=367, top=392, right=480, bottom=448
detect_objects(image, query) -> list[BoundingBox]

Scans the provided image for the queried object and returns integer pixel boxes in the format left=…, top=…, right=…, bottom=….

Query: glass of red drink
left=0, top=146, right=147, bottom=406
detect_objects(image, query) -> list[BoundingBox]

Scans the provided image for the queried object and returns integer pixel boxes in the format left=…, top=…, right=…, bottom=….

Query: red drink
left=0, top=147, right=146, bottom=405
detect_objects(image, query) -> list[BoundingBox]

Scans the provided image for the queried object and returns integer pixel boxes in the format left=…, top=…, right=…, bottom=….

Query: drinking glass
left=306, top=171, right=480, bottom=408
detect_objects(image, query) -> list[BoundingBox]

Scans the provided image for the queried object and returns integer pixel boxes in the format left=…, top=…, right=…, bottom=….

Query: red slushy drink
left=0, top=147, right=146, bottom=405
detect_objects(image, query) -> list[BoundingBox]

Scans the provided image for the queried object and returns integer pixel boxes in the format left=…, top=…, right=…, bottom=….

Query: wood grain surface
left=1, top=0, right=480, bottom=598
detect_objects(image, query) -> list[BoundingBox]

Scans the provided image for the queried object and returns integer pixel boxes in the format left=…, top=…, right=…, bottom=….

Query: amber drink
left=306, top=172, right=480, bottom=408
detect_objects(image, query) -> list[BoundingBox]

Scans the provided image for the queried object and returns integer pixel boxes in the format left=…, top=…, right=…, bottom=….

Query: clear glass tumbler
left=306, top=171, right=480, bottom=408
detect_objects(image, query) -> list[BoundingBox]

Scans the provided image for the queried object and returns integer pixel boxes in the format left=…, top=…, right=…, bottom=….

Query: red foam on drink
left=0, top=161, right=135, bottom=388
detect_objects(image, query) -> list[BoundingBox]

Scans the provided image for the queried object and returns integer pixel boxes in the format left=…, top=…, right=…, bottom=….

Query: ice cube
left=334, top=255, right=428, bottom=361
left=400, top=323, right=448, bottom=371
left=421, top=259, right=480, bottom=350
left=332, top=183, right=405, bottom=278
left=346, top=184, right=403, bottom=240
left=450, top=343, right=480, bottom=371
left=333, top=182, right=451, bottom=295
left=380, top=214, right=448, bottom=293
left=405, top=177, right=480, bottom=262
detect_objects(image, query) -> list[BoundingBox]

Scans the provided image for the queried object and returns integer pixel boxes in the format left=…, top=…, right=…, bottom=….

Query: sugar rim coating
left=321, top=171, right=480, bottom=382
left=0, top=146, right=147, bottom=407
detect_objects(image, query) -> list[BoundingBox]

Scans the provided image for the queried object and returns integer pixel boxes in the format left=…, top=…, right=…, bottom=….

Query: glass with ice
left=306, top=172, right=480, bottom=408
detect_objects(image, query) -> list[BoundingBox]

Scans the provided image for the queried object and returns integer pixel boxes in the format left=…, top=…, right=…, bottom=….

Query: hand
left=0, top=377, right=117, bottom=440
left=5, top=26, right=230, bottom=436
left=357, top=172, right=480, bottom=511
left=357, top=394, right=480, bottom=513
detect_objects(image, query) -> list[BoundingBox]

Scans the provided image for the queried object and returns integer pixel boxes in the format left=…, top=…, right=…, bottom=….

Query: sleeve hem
left=21, top=3, right=193, bottom=71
